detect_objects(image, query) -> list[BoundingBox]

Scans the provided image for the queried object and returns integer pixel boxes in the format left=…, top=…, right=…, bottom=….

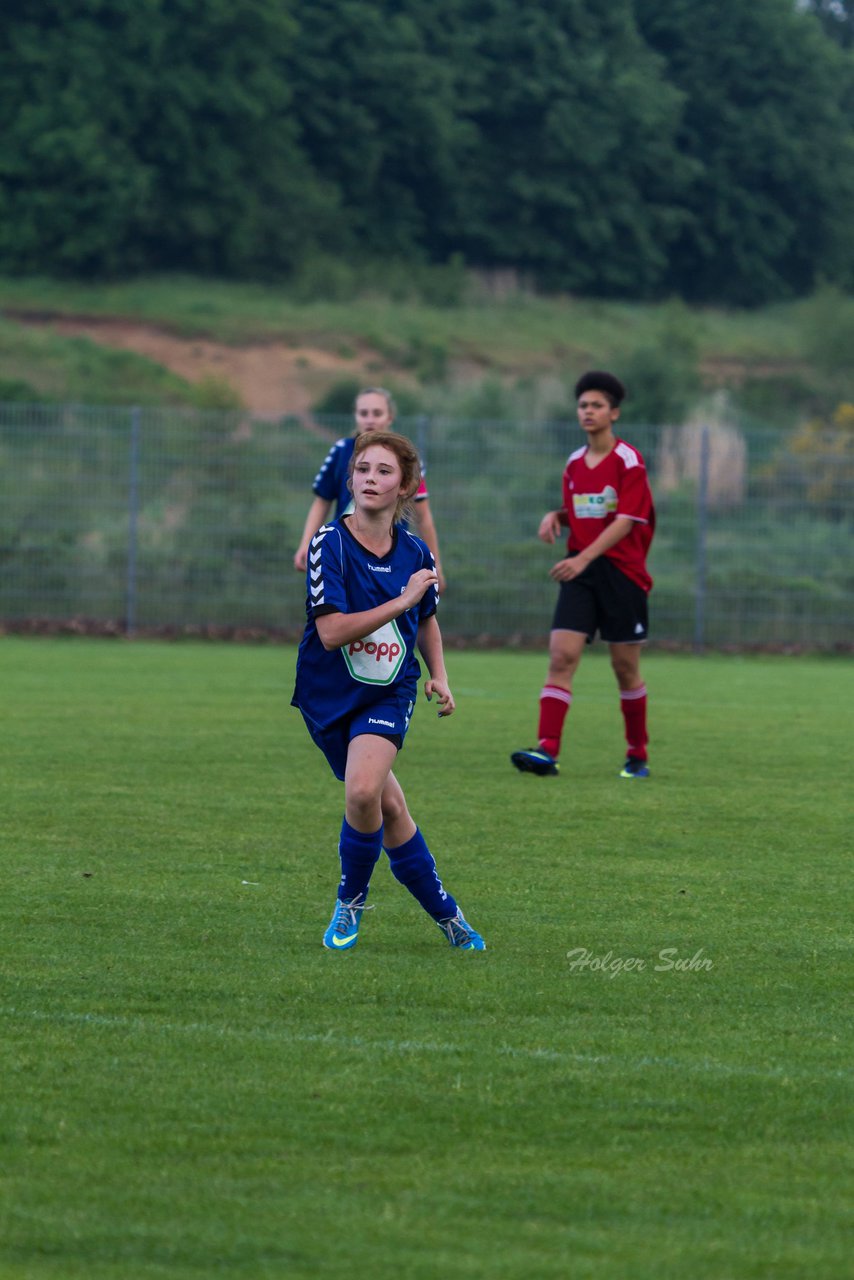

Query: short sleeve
left=312, top=440, right=348, bottom=502
left=418, top=547, right=439, bottom=620
left=615, top=458, right=653, bottom=524
left=307, top=525, right=347, bottom=617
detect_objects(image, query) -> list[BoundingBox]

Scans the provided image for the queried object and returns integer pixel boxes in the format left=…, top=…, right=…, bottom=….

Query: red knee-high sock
left=620, top=684, right=648, bottom=760
left=538, top=685, right=572, bottom=759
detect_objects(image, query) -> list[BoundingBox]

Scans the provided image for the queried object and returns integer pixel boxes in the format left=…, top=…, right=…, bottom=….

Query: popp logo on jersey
left=349, top=637, right=401, bottom=664
left=342, top=620, right=407, bottom=685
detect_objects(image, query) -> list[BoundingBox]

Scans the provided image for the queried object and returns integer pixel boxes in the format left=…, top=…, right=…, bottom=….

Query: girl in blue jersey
left=293, top=387, right=446, bottom=592
left=292, top=430, right=484, bottom=952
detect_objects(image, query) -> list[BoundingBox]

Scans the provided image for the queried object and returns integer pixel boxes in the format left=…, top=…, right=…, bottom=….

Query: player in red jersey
left=511, top=371, right=655, bottom=778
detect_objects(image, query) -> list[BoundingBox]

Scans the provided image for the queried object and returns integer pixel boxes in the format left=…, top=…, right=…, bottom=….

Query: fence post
left=126, top=406, right=141, bottom=636
left=694, top=424, right=710, bottom=653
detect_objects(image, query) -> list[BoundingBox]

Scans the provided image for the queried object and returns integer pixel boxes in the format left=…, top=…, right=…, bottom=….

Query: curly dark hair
left=574, top=371, right=626, bottom=407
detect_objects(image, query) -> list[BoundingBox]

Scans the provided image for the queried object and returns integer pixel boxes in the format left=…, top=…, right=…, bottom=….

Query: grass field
left=1, top=638, right=851, bottom=1279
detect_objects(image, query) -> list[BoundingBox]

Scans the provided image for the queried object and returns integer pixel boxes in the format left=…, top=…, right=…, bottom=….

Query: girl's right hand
left=401, top=568, right=439, bottom=608
left=538, top=511, right=562, bottom=545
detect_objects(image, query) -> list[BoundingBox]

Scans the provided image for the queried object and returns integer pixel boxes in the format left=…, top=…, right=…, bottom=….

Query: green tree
left=290, top=0, right=471, bottom=260
left=619, top=301, right=701, bottom=425
left=635, top=0, right=854, bottom=303
left=287, top=0, right=690, bottom=294
left=800, top=1, right=854, bottom=48
left=761, top=400, right=854, bottom=522
left=0, top=0, right=342, bottom=276
left=423, top=0, right=690, bottom=294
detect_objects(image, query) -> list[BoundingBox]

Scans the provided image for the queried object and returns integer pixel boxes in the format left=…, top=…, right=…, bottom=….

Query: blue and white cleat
left=437, top=909, right=486, bottom=951
left=619, top=757, right=650, bottom=778
left=511, top=747, right=559, bottom=776
left=322, top=894, right=371, bottom=950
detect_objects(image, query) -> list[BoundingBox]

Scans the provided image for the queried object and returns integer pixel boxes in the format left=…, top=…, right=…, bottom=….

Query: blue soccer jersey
left=292, top=517, right=439, bottom=729
left=312, top=437, right=358, bottom=517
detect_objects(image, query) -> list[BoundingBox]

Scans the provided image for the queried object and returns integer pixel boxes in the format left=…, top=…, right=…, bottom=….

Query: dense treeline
left=1, top=0, right=853, bottom=304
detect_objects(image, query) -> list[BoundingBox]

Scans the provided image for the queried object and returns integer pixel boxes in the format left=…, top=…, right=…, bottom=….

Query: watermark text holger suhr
left=566, top=947, right=713, bottom=979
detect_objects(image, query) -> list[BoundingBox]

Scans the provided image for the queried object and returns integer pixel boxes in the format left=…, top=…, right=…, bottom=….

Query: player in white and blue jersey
left=292, top=430, right=484, bottom=953
left=292, top=387, right=446, bottom=591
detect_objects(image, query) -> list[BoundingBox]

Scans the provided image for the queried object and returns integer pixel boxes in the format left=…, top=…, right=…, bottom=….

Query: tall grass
left=0, top=273, right=821, bottom=365
left=0, top=317, right=201, bottom=407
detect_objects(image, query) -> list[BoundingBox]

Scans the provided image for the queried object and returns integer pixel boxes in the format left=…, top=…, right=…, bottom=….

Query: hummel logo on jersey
left=368, top=564, right=392, bottom=572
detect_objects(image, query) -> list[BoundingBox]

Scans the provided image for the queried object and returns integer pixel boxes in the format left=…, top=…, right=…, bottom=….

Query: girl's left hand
left=425, top=679, right=455, bottom=717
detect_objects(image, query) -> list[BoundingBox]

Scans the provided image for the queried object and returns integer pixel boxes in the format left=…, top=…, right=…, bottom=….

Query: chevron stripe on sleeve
left=308, top=525, right=334, bottom=609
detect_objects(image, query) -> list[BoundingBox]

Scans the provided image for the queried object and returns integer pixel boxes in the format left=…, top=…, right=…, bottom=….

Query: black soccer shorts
left=551, top=556, right=649, bottom=644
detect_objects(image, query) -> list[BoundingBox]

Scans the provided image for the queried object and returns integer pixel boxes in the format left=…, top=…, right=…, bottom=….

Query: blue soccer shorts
left=299, top=691, right=416, bottom=781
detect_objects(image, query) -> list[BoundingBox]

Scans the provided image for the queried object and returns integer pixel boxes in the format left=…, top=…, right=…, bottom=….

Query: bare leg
left=344, top=734, right=400, bottom=832
left=546, top=628, right=588, bottom=692
left=379, top=769, right=417, bottom=850
left=609, top=641, right=643, bottom=691
left=536, top=628, right=587, bottom=758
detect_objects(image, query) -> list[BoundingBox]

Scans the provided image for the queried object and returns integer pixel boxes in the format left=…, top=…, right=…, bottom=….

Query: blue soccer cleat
left=511, top=747, right=559, bottom=776
left=619, top=757, right=650, bottom=778
left=437, top=908, right=486, bottom=951
left=322, top=894, right=371, bottom=950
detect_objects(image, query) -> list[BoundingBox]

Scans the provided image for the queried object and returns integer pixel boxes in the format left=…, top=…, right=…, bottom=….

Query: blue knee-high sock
left=337, top=818, right=383, bottom=903
left=385, top=827, right=457, bottom=921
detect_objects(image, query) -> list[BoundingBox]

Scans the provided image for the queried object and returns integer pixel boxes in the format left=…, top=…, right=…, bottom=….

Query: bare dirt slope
left=15, top=312, right=795, bottom=417
left=26, top=315, right=374, bottom=416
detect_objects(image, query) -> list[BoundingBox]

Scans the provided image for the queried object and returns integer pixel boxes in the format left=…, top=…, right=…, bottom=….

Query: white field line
left=1, top=1005, right=850, bottom=1084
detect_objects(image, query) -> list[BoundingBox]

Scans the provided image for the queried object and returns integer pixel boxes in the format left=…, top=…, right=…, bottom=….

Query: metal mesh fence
left=0, top=402, right=851, bottom=648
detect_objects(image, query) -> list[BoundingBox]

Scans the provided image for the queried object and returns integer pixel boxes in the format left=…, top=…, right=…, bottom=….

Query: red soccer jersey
left=562, top=439, right=655, bottom=592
